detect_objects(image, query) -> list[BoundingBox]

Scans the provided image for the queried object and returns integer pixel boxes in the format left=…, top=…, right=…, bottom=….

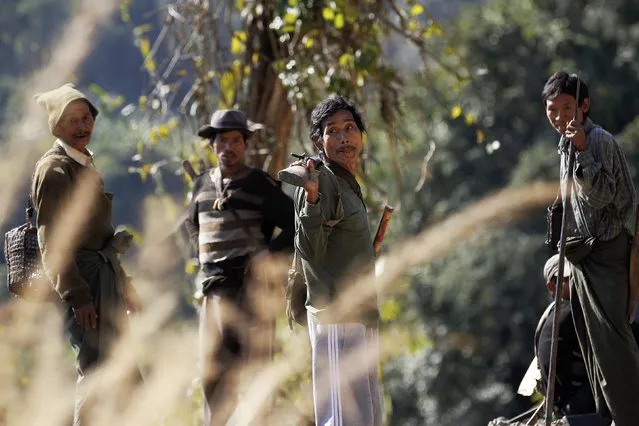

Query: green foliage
left=377, top=0, right=639, bottom=422
left=386, top=229, right=549, bottom=425
left=127, top=0, right=468, bottom=182
left=0, top=0, right=71, bottom=124
left=262, top=0, right=453, bottom=109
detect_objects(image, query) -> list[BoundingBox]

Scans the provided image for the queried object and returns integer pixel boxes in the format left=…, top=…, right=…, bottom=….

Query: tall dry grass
left=0, top=1, right=558, bottom=425
left=0, top=180, right=555, bottom=426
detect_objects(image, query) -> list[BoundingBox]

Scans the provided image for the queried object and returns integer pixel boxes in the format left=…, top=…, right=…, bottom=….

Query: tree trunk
left=242, top=17, right=294, bottom=177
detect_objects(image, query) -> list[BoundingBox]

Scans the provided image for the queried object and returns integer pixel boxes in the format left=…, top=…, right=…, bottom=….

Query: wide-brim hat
left=197, top=109, right=261, bottom=139
left=543, top=254, right=571, bottom=284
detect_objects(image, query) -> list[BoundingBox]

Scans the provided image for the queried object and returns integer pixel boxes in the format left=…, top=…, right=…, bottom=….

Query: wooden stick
left=544, top=74, right=581, bottom=426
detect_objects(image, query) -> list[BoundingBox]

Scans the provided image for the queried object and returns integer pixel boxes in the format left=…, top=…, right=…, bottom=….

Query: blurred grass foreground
left=0, top=0, right=586, bottom=424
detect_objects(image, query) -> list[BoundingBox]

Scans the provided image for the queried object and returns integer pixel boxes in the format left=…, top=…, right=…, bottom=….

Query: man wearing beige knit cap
left=33, top=83, right=142, bottom=425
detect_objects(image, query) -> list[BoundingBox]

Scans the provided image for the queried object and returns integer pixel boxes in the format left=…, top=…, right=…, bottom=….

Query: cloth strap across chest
left=197, top=168, right=266, bottom=264
left=311, top=154, right=365, bottom=208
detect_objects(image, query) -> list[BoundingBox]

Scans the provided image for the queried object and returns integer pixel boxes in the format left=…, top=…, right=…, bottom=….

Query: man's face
left=318, top=109, right=362, bottom=174
left=55, top=99, right=94, bottom=151
left=545, top=93, right=590, bottom=135
left=212, top=130, right=246, bottom=168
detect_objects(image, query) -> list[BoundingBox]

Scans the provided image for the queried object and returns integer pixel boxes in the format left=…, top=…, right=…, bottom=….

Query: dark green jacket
left=294, top=165, right=378, bottom=325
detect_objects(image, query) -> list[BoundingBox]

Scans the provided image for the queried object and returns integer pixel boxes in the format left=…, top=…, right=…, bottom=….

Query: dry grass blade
left=0, top=168, right=555, bottom=425
left=0, top=0, right=118, bottom=228
left=0, top=2, right=559, bottom=424
left=214, top=181, right=558, bottom=425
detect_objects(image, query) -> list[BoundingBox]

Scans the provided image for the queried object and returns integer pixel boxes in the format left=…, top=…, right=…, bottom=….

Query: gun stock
left=182, top=160, right=197, bottom=181
left=277, top=153, right=322, bottom=187
left=373, top=205, right=394, bottom=256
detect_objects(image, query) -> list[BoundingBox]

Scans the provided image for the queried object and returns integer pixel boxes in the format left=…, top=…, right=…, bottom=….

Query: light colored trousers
left=307, top=312, right=383, bottom=426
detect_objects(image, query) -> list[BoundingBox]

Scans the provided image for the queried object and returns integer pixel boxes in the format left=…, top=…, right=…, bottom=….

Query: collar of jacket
left=56, top=139, right=95, bottom=167
left=315, top=152, right=364, bottom=204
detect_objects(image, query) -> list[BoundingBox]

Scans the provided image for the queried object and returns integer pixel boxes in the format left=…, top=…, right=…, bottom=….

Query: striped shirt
left=559, top=118, right=637, bottom=241
left=185, top=167, right=294, bottom=265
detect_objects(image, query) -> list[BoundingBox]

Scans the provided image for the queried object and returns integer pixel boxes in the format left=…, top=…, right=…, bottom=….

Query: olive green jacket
left=32, top=143, right=132, bottom=308
left=294, top=165, right=379, bottom=325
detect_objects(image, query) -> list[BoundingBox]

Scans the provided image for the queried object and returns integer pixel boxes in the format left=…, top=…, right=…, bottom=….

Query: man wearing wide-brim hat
left=32, top=83, right=142, bottom=425
left=196, top=108, right=261, bottom=141
left=184, top=109, right=294, bottom=425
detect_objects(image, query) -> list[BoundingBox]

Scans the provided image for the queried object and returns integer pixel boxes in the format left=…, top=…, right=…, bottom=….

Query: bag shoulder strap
left=323, top=159, right=365, bottom=208
left=27, top=148, right=74, bottom=222
left=308, top=153, right=365, bottom=208
left=292, top=246, right=303, bottom=272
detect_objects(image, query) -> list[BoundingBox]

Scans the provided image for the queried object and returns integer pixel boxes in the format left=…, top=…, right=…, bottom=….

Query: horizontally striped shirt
left=559, top=118, right=636, bottom=241
left=184, top=166, right=294, bottom=266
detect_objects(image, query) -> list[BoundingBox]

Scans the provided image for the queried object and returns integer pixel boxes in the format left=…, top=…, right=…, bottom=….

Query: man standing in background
left=184, top=109, right=294, bottom=425
left=33, top=83, right=142, bottom=425
left=542, top=70, right=639, bottom=425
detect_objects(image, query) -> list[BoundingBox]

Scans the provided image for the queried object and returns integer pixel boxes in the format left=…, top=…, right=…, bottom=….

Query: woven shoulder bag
left=4, top=199, right=52, bottom=302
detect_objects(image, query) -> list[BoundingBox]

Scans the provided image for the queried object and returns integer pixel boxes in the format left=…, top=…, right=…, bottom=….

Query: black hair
left=542, top=70, right=590, bottom=118
left=309, top=94, right=366, bottom=146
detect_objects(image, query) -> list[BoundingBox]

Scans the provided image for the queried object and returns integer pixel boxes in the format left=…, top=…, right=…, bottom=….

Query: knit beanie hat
left=34, top=83, right=99, bottom=134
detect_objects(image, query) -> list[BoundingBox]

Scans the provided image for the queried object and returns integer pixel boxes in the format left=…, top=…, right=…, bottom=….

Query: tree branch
left=414, top=141, right=436, bottom=193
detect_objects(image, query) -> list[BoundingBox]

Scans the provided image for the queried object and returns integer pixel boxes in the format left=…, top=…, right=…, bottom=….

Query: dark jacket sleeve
left=573, top=130, right=617, bottom=209
left=32, top=158, right=93, bottom=308
left=259, top=172, right=295, bottom=253
left=294, top=170, right=341, bottom=262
